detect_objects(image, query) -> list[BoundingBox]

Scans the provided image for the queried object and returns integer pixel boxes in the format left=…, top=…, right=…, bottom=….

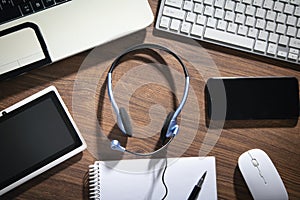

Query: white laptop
left=0, top=0, right=153, bottom=80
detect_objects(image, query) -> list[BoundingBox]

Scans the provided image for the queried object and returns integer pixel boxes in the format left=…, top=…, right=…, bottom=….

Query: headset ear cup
left=119, top=107, right=133, bottom=136
left=160, top=112, right=175, bottom=144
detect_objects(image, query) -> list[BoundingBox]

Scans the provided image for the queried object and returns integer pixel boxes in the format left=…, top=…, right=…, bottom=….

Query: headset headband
left=107, top=43, right=190, bottom=156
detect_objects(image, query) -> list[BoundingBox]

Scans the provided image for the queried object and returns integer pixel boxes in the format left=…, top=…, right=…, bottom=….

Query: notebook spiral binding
left=89, top=162, right=101, bottom=200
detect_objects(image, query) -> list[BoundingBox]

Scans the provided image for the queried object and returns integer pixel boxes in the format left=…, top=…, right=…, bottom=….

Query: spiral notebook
left=88, top=157, right=217, bottom=200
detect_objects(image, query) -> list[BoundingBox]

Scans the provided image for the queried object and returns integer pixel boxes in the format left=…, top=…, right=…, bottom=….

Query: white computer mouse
left=238, top=149, right=288, bottom=200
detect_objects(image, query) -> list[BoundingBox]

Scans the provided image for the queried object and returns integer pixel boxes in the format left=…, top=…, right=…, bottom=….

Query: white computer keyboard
left=156, top=0, right=300, bottom=65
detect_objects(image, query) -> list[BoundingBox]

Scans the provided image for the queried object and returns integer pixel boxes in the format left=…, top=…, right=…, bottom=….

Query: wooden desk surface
left=1, top=1, right=299, bottom=199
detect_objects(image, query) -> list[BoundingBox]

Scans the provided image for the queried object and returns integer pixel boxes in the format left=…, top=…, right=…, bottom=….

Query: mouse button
left=238, top=153, right=259, bottom=180
left=255, top=158, right=288, bottom=199
left=263, top=181, right=289, bottom=200
left=238, top=151, right=251, bottom=165
left=273, top=181, right=288, bottom=198
left=248, top=149, right=266, bottom=159
left=254, top=151, right=276, bottom=177
left=251, top=158, right=259, bottom=167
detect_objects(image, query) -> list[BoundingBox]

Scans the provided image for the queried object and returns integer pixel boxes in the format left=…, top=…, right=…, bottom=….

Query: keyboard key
left=266, top=21, right=276, bottom=32
left=186, top=12, right=196, bottom=22
left=255, top=8, right=266, bottom=19
left=225, top=11, right=235, bottom=21
left=248, top=28, right=258, bottom=38
left=215, top=8, right=224, bottom=19
left=207, top=17, right=217, bottom=28
left=274, top=2, right=284, bottom=12
left=196, top=15, right=207, bottom=25
left=266, top=10, right=276, bottom=21
left=287, top=16, right=297, bottom=26
left=235, top=13, right=245, bottom=24
left=160, top=16, right=170, bottom=28
left=183, top=1, right=193, bottom=11
left=242, top=0, right=252, bottom=5
left=12, top=0, right=24, bottom=5
left=276, top=24, right=286, bottom=34
left=258, top=30, right=268, bottom=41
left=194, top=3, right=203, bottom=14
left=245, top=16, right=255, bottom=26
left=204, top=28, right=254, bottom=49
left=31, top=0, right=45, bottom=12
left=235, top=3, right=245, bottom=13
left=283, top=4, right=294, bottom=15
left=276, top=13, right=287, bottom=24
left=170, top=19, right=181, bottom=31
left=254, top=40, right=267, bottom=52
left=225, top=1, right=235, bottom=11
left=20, top=3, right=33, bottom=15
left=245, top=5, right=255, bottom=16
left=165, top=0, right=183, bottom=8
left=0, top=7, right=22, bottom=24
left=191, top=24, right=204, bottom=37
left=291, top=0, right=300, bottom=5
left=295, top=7, right=300, bottom=17
left=227, top=22, right=237, bottom=33
left=269, top=33, right=279, bottom=43
left=1, top=0, right=14, bottom=8
left=204, top=0, right=214, bottom=6
left=42, top=0, right=55, bottom=7
left=255, top=19, right=265, bottom=29
left=163, top=6, right=185, bottom=20
left=263, top=0, right=273, bottom=10
left=204, top=6, right=214, bottom=16
left=289, top=38, right=300, bottom=48
left=237, top=25, right=248, bottom=36
left=214, top=0, right=225, bottom=8
left=181, top=21, right=191, bottom=33
left=277, top=46, right=289, bottom=58
left=253, top=0, right=263, bottom=7
left=289, top=48, right=299, bottom=55
left=279, top=35, right=289, bottom=46
left=277, top=50, right=288, bottom=58
left=217, top=20, right=227, bottom=30
left=287, top=26, right=297, bottom=37
left=288, top=53, right=298, bottom=60
left=267, top=43, right=277, bottom=55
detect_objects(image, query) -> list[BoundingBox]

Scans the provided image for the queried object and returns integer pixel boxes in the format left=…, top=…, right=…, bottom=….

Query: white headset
left=107, top=43, right=190, bottom=156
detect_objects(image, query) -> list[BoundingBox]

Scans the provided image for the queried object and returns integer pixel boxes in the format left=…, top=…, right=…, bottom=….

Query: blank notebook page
left=89, top=156, right=217, bottom=200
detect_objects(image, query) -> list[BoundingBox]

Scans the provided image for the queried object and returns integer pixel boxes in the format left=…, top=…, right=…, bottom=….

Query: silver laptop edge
left=0, top=0, right=154, bottom=80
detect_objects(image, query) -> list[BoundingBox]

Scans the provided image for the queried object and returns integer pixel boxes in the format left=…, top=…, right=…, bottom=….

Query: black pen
left=187, top=171, right=207, bottom=200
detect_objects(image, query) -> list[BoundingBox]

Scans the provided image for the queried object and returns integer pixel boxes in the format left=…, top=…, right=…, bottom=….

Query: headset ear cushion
left=160, top=112, right=175, bottom=144
left=119, top=107, right=133, bottom=136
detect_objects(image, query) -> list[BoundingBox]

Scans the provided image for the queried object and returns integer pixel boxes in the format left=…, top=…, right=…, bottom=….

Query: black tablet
left=0, top=86, right=86, bottom=195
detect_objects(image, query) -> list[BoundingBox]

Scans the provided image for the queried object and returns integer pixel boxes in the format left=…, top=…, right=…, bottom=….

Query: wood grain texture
left=0, top=1, right=299, bottom=199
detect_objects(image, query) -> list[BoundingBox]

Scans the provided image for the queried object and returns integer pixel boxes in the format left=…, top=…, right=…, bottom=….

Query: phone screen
left=205, top=77, right=299, bottom=127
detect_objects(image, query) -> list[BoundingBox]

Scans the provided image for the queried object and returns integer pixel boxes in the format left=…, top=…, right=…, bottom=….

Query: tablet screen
left=0, top=91, right=83, bottom=191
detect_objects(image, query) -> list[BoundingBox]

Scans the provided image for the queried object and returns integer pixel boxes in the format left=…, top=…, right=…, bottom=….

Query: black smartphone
left=205, top=77, right=299, bottom=128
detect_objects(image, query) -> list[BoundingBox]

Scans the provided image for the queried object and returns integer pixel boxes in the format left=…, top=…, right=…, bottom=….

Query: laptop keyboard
left=0, top=0, right=71, bottom=25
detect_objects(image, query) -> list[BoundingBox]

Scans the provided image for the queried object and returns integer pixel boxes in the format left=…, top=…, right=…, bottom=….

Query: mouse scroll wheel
left=251, top=158, right=259, bottom=167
